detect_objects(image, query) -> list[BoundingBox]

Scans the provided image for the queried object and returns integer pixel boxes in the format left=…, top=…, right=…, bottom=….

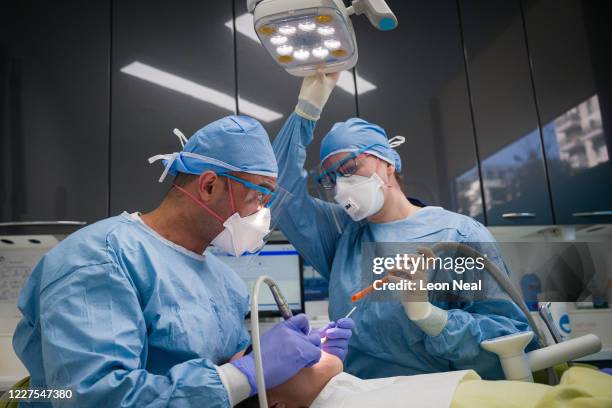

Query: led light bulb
left=277, top=55, right=293, bottom=64
left=316, top=15, right=333, bottom=23
left=324, top=39, right=341, bottom=50
left=312, top=46, right=329, bottom=59
left=278, top=25, right=297, bottom=35
left=258, top=25, right=276, bottom=36
left=293, top=48, right=310, bottom=60
left=276, top=45, right=293, bottom=55
left=317, top=26, right=335, bottom=36
left=298, top=22, right=316, bottom=32
left=270, top=35, right=287, bottom=45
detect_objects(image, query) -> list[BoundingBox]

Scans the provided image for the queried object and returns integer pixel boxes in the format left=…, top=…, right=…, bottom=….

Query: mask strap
left=388, top=136, right=406, bottom=148
left=173, top=184, right=226, bottom=224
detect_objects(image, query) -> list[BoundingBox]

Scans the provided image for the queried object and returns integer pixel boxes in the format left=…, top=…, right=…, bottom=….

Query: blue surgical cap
left=149, top=115, right=278, bottom=182
left=320, top=118, right=403, bottom=172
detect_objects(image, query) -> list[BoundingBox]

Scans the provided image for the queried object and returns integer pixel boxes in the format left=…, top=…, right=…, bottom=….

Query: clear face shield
left=204, top=176, right=293, bottom=260
left=205, top=183, right=301, bottom=317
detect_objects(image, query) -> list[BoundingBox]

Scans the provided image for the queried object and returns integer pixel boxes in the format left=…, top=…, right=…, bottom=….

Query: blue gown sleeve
left=39, top=262, right=231, bottom=408
left=423, top=299, right=532, bottom=372
left=272, top=112, right=349, bottom=279
left=422, top=223, right=537, bottom=376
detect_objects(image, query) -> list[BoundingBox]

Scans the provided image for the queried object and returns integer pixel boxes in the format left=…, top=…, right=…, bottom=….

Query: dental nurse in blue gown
left=272, top=73, right=536, bottom=380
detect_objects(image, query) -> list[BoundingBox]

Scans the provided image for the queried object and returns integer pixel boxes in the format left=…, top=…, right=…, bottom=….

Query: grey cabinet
left=4, top=1, right=608, bottom=229
left=0, top=1, right=110, bottom=226
left=459, top=0, right=553, bottom=225
left=523, top=0, right=612, bottom=224
left=354, top=0, right=484, bottom=222
left=233, top=0, right=357, bottom=179
left=110, top=0, right=236, bottom=214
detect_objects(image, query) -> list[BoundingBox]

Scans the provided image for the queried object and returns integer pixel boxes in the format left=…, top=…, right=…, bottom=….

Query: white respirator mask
left=211, top=208, right=271, bottom=256
left=173, top=181, right=272, bottom=257
left=333, top=172, right=385, bottom=221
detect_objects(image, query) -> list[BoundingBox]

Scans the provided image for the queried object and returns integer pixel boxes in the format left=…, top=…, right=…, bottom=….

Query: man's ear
left=386, top=163, right=395, bottom=176
left=197, top=171, right=219, bottom=202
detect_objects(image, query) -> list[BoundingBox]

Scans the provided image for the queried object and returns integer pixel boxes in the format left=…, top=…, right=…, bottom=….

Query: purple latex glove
left=231, top=314, right=321, bottom=396
left=318, top=317, right=355, bottom=361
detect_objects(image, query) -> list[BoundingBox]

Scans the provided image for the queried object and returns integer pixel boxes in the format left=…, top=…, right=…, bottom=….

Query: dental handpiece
left=264, top=277, right=294, bottom=320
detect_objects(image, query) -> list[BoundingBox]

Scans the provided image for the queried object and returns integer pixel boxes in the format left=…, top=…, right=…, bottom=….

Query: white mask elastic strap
left=388, top=136, right=406, bottom=148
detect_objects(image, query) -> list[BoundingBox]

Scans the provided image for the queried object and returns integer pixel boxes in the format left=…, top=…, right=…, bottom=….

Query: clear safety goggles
left=316, top=143, right=386, bottom=190
left=219, top=173, right=277, bottom=209
left=205, top=184, right=294, bottom=267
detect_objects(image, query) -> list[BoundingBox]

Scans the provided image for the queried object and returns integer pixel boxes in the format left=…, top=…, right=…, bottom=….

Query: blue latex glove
left=319, top=317, right=355, bottom=361
left=231, top=314, right=321, bottom=396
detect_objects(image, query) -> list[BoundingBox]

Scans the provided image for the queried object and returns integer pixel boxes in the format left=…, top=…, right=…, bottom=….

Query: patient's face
left=267, top=351, right=343, bottom=408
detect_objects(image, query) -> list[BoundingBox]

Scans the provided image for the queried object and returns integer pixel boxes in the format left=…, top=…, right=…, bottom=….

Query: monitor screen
left=207, top=242, right=303, bottom=316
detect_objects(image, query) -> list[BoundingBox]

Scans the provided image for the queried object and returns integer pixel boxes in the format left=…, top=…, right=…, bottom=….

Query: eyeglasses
left=220, top=173, right=277, bottom=208
left=317, top=143, right=386, bottom=190
left=317, top=152, right=361, bottom=190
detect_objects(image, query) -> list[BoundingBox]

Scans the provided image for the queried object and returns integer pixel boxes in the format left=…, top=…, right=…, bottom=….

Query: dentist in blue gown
left=272, top=74, right=536, bottom=380
left=12, top=116, right=353, bottom=407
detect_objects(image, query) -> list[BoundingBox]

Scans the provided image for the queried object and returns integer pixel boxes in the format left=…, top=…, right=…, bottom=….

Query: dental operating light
left=247, top=0, right=398, bottom=76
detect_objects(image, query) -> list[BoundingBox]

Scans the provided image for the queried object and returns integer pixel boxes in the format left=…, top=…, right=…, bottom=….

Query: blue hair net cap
left=319, top=118, right=403, bottom=172
left=148, top=115, right=278, bottom=182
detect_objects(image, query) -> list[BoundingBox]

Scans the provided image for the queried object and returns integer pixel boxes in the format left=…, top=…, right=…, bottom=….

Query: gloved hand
left=388, top=247, right=448, bottom=336
left=231, top=314, right=321, bottom=396
left=295, top=71, right=341, bottom=121
left=318, top=317, right=355, bottom=361
left=388, top=247, right=434, bottom=320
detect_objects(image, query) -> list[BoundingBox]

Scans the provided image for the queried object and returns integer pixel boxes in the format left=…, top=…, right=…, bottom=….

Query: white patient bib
left=310, top=370, right=480, bottom=408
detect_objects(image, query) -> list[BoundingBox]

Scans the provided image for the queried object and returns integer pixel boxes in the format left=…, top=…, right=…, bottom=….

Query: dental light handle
left=349, top=0, right=398, bottom=30
left=250, top=276, right=295, bottom=408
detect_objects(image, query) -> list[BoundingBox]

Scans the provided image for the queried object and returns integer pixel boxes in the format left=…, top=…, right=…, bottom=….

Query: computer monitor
left=207, top=242, right=304, bottom=317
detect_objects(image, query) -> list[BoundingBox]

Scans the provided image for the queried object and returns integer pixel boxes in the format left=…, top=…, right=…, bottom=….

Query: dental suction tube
left=429, top=242, right=547, bottom=348
left=250, top=276, right=295, bottom=407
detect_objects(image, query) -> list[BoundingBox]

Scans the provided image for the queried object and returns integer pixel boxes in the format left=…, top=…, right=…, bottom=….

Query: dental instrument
left=351, top=276, right=389, bottom=302
left=268, top=278, right=294, bottom=320
left=321, top=306, right=357, bottom=344
left=250, top=276, right=299, bottom=408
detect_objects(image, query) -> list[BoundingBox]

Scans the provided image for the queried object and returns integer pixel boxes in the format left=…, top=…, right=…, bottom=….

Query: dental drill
left=250, top=276, right=294, bottom=408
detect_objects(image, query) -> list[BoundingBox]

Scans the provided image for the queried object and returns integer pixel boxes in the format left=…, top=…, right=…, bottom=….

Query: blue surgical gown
left=272, top=113, right=535, bottom=380
left=13, top=212, right=250, bottom=407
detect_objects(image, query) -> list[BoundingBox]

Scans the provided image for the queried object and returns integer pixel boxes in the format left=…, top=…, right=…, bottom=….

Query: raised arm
left=272, top=73, right=348, bottom=279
